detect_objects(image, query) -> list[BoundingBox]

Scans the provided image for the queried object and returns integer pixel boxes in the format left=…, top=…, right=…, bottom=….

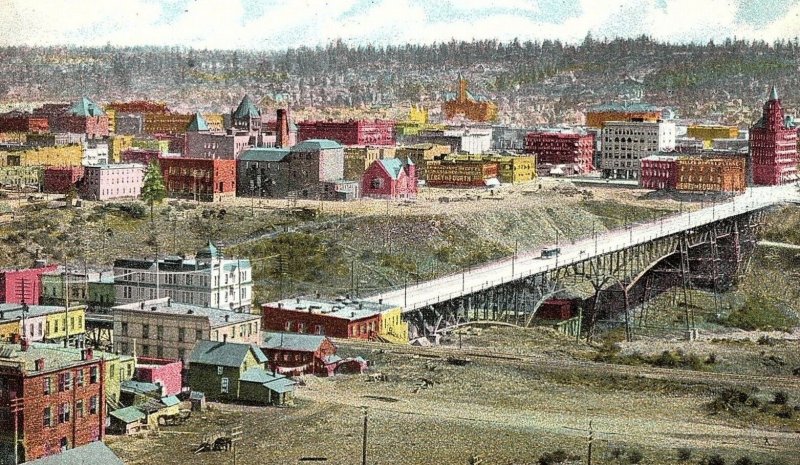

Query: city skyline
left=2, top=0, right=800, bottom=51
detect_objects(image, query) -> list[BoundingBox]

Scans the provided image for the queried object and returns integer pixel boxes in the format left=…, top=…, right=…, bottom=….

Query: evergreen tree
left=140, top=161, right=166, bottom=223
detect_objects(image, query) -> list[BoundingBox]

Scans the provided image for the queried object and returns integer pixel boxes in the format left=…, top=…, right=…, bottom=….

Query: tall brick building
left=297, top=120, right=395, bottom=146
left=42, top=166, right=84, bottom=194
left=525, top=132, right=595, bottom=175
left=0, top=343, right=105, bottom=464
left=749, top=86, right=798, bottom=186
left=35, top=98, right=109, bottom=140
left=159, top=157, right=237, bottom=202
left=0, top=112, right=49, bottom=134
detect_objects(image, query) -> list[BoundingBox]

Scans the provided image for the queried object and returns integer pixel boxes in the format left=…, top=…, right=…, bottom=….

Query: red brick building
left=0, top=112, right=49, bottom=134
left=361, top=158, right=417, bottom=199
left=297, top=120, right=395, bottom=146
left=640, top=155, right=678, bottom=190
left=524, top=132, right=595, bottom=175
left=36, top=98, right=109, bottom=140
left=120, top=148, right=161, bottom=166
left=262, top=298, right=383, bottom=340
left=0, top=264, right=59, bottom=305
left=749, top=86, right=799, bottom=186
left=105, top=101, right=169, bottom=114
left=159, top=157, right=237, bottom=202
left=133, top=357, right=183, bottom=397
left=261, top=332, right=337, bottom=376
left=0, top=344, right=105, bottom=463
left=42, top=166, right=85, bottom=195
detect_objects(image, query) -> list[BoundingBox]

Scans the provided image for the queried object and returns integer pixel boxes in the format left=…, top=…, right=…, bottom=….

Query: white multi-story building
left=113, top=242, right=253, bottom=312
left=601, top=121, right=676, bottom=179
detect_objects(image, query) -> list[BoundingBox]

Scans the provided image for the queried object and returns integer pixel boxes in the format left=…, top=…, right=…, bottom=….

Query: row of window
left=42, top=366, right=99, bottom=395
left=42, top=396, right=99, bottom=427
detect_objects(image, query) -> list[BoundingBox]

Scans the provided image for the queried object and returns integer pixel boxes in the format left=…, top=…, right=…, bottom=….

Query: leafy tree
left=140, top=161, right=166, bottom=223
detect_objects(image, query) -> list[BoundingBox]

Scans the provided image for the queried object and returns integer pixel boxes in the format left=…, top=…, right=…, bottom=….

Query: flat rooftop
left=114, top=298, right=259, bottom=328
left=265, top=297, right=398, bottom=321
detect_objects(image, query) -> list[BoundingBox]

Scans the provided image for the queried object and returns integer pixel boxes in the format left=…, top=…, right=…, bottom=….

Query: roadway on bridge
left=368, top=184, right=799, bottom=311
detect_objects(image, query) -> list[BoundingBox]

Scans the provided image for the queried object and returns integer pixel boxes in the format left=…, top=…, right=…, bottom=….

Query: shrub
left=772, top=391, right=788, bottom=405
left=676, top=447, right=693, bottom=461
left=627, top=449, right=644, bottom=464
left=734, top=457, right=755, bottom=465
left=538, top=449, right=569, bottom=465
left=775, top=405, right=794, bottom=419
left=726, top=294, right=798, bottom=331
left=706, top=454, right=726, bottom=465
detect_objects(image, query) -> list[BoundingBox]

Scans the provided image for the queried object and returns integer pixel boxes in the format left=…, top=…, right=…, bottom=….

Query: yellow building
left=396, top=143, right=451, bottom=180
left=443, top=154, right=536, bottom=184
left=493, top=155, right=537, bottom=184
left=2, top=145, right=83, bottom=167
left=687, top=125, right=739, bottom=147
left=378, top=306, right=408, bottom=344
left=343, top=146, right=396, bottom=181
left=108, top=135, right=134, bottom=163
left=0, top=165, right=42, bottom=186
left=106, top=108, right=117, bottom=134
left=143, top=113, right=224, bottom=134
left=0, top=319, right=20, bottom=342
left=44, top=305, right=86, bottom=343
left=98, top=351, right=136, bottom=406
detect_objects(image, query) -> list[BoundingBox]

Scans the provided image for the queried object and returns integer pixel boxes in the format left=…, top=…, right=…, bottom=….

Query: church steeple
left=769, top=85, right=778, bottom=101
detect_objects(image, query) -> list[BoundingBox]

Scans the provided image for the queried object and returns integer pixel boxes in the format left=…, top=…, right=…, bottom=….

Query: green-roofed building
left=186, top=112, right=209, bottom=132
left=237, top=147, right=291, bottom=197
left=187, top=340, right=293, bottom=405
left=231, top=94, right=261, bottom=137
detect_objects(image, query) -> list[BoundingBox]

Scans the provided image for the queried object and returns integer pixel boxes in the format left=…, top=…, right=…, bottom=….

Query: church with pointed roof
left=441, top=73, right=498, bottom=123
left=749, top=86, right=798, bottom=186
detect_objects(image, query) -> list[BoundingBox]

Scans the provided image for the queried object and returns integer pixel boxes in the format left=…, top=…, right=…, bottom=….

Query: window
left=217, top=366, right=224, bottom=375
left=285, top=321, right=292, bottom=331
left=142, top=345, right=150, bottom=356
left=89, top=366, right=99, bottom=384
left=89, top=395, right=98, bottom=414
left=221, top=377, right=229, bottom=394
left=58, top=403, right=71, bottom=423
left=43, top=407, right=52, bottom=427
left=119, top=342, right=128, bottom=354
left=196, top=329, right=203, bottom=340
left=75, top=399, right=84, bottom=418
left=156, top=346, right=164, bottom=358
left=157, top=325, right=164, bottom=340
left=121, top=322, right=128, bottom=336
left=178, top=328, right=185, bottom=342
left=142, top=324, right=149, bottom=339
left=58, top=373, right=72, bottom=392
left=178, top=348, right=186, bottom=360
left=76, top=369, right=84, bottom=387
left=43, top=377, right=52, bottom=395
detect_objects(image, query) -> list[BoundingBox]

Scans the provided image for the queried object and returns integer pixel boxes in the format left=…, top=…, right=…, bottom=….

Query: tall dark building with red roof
left=749, top=86, right=798, bottom=186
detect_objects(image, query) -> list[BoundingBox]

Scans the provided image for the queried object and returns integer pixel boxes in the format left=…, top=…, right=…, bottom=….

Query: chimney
left=296, top=298, right=300, bottom=304
left=224, top=314, right=230, bottom=322
left=34, top=358, right=45, bottom=371
left=86, top=348, right=93, bottom=360
left=20, top=338, right=29, bottom=352
left=151, top=306, right=157, bottom=312
left=359, top=302, right=363, bottom=310
left=276, top=109, right=289, bottom=148
left=140, top=302, right=145, bottom=310
left=278, top=302, right=283, bottom=309
left=378, top=298, right=383, bottom=304
left=81, top=349, right=86, bottom=360
left=350, top=312, right=355, bottom=318
left=167, top=297, right=171, bottom=307
left=0, top=311, right=4, bottom=320
left=187, top=309, right=194, bottom=315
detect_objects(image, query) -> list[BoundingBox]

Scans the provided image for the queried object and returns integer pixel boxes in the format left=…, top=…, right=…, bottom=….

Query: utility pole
left=587, top=420, right=593, bottom=465
left=361, top=406, right=368, bottom=465
left=404, top=275, right=408, bottom=308
left=63, top=254, right=70, bottom=348
left=511, top=239, right=518, bottom=276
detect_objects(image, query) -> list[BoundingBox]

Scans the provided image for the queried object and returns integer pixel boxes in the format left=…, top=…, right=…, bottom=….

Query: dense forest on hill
left=1, top=36, right=799, bottom=124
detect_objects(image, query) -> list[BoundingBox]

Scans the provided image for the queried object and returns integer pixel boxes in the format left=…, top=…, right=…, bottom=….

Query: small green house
left=187, top=340, right=295, bottom=405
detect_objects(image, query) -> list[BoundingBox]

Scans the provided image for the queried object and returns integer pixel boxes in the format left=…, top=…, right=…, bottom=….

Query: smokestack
left=276, top=109, right=289, bottom=148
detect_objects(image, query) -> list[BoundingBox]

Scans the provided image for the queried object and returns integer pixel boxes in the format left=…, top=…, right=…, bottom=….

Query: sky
left=1, top=0, right=800, bottom=51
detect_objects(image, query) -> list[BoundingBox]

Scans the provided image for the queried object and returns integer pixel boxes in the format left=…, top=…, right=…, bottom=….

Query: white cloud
left=1, top=0, right=800, bottom=49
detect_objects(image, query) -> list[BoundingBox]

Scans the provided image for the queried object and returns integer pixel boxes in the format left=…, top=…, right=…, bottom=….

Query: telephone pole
left=361, top=406, right=368, bottom=465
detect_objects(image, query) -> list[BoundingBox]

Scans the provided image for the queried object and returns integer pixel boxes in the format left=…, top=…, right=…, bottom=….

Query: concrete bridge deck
left=368, top=185, right=798, bottom=311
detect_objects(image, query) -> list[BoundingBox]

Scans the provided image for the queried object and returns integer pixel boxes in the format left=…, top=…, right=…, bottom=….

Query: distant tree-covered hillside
left=1, top=36, right=798, bottom=125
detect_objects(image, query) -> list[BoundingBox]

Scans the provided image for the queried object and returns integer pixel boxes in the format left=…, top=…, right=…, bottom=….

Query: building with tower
left=231, top=95, right=262, bottom=145
left=749, top=86, right=798, bottom=186
left=112, top=242, right=253, bottom=313
left=442, top=74, right=497, bottom=122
